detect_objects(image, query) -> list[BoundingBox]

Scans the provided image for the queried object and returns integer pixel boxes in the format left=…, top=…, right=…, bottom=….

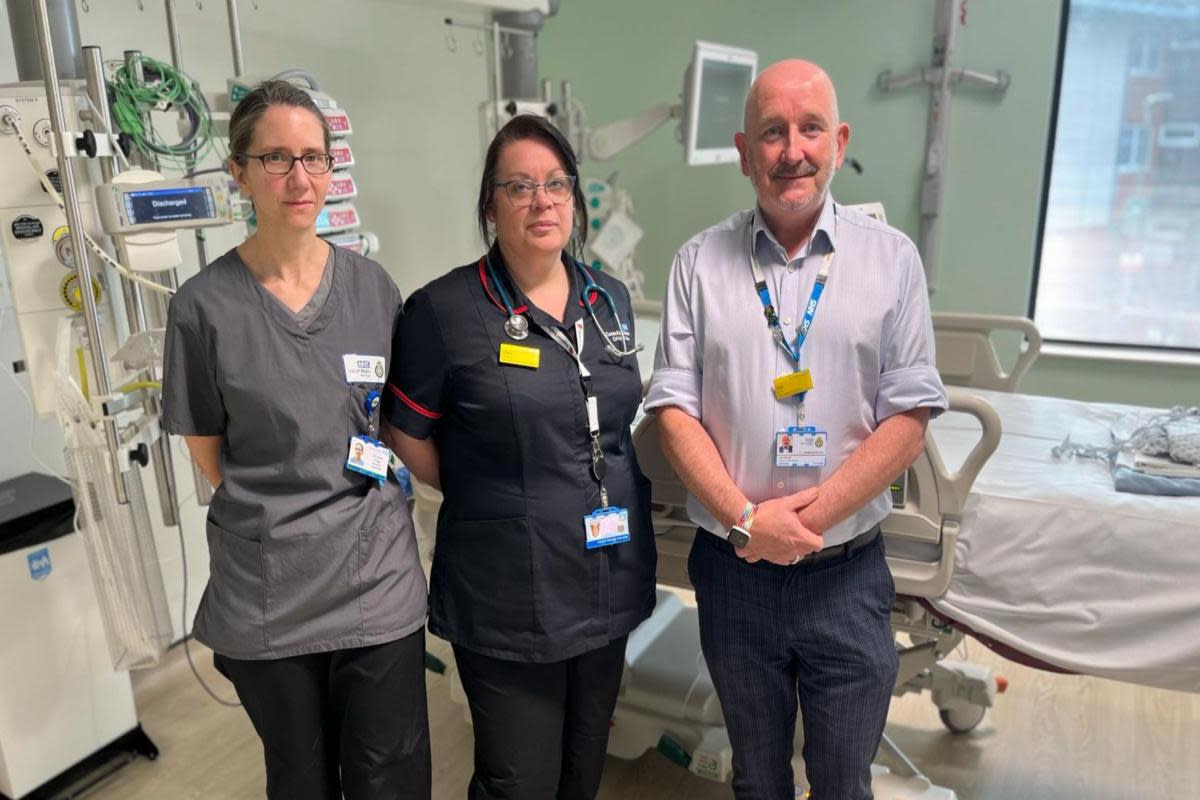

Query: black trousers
left=213, top=628, right=431, bottom=800
left=452, top=635, right=629, bottom=800
left=689, top=531, right=898, bottom=800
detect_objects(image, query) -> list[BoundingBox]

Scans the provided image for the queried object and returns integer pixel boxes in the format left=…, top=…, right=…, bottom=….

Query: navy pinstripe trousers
left=688, top=529, right=898, bottom=800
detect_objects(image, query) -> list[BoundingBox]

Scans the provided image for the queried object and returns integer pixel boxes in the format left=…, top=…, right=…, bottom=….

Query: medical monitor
left=95, top=176, right=234, bottom=235
left=683, top=41, right=757, bottom=166
left=123, top=186, right=215, bottom=226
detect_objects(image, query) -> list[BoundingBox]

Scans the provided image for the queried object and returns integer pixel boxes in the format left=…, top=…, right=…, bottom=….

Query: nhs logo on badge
left=28, top=547, right=52, bottom=580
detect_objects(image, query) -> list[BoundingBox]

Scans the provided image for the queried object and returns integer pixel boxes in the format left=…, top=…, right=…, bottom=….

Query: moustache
left=770, top=161, right=819, bottom=179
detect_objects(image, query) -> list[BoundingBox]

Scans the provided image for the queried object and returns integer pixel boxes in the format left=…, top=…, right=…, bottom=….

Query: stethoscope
left=482, top=251, right=642, bottom=359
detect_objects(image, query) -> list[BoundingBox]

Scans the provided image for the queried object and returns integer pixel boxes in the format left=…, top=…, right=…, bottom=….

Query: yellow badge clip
left=499, top=342, right=541, bottom=369
left=773, top=369, right=813, bottom=399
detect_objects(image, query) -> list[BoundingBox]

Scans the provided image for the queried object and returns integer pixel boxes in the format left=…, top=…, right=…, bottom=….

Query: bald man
left=644, top=60, right=947, bottom=799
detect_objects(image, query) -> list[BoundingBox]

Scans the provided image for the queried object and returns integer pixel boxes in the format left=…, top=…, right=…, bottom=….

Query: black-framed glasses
left=494, top=175, right=576, bottom=207
left=239, top=151, right=335, bottom=175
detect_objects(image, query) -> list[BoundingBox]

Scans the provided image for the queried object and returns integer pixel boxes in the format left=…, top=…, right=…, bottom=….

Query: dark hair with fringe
left=476, top=114, right=588, bottom=257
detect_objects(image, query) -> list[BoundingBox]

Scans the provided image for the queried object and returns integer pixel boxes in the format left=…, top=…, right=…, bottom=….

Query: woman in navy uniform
left=383, top=115, right=655, bottom=799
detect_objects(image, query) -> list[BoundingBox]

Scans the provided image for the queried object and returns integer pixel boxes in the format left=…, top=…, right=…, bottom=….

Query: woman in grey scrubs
left=161, top=81, right=430, bottom=800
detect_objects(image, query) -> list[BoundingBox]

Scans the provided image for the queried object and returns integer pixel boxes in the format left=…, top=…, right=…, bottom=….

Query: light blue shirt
left=644, top=196, right=948, bottom=547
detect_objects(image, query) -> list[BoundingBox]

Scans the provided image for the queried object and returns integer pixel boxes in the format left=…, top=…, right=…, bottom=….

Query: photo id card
left=346, top=435, right=391, bottom=483
left=775, top=426, right=828, bottom=468
left=583, top=506, right=630, bottom=549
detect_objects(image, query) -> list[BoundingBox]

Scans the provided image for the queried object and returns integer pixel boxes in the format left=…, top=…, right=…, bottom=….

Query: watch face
left=728, top=526, right=750, bottom=549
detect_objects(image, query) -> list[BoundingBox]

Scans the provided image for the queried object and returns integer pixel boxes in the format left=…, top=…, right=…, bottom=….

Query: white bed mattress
left=926, top=389, right=1200, bottom=694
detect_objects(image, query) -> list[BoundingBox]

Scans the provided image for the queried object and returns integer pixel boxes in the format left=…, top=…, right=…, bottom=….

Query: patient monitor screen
left=686, top=42, right=756, bottom=165
left=124, top=186, right=217, bottom=225
left=695, top=60, right=752, bottom=151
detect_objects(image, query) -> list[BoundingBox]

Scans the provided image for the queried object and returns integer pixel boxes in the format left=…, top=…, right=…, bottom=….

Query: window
left=1116, top=124, right=1149, bottom=170
left=1128, top=30, right=1161, bottom=74
left=1158, top=121, right=1200, bottom=147
left=1033, top=0, right=1200, bottom=352
left=1170, top=26, right=1200, bottom=50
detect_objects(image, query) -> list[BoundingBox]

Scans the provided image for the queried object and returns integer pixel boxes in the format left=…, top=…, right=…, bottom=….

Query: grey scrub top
left=162, top=245, right=427, bottom=660
left=287, top=245, right=333, bottom=328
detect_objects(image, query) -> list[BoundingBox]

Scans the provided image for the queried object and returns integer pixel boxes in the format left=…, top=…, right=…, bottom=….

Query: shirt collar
left=751, top=194, right=838, bottom=268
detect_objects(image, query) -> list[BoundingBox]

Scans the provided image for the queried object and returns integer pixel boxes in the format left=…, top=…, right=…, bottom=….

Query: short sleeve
left=383, top=288, right=448, bottom=439
left=643, top=248, right=703, bottom=418
left=161, top=299, right=225, bottom=436
left=876, top=243, right=948, bottom=421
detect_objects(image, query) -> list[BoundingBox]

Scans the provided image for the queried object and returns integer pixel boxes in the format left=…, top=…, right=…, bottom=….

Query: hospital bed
left=626, top=311, right=1200, bottom=789
left=919, top=312, right=1198, bottom=695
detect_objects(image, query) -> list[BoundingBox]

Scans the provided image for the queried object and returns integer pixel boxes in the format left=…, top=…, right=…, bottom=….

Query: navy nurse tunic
left=384, top=248, right=655, bottom=663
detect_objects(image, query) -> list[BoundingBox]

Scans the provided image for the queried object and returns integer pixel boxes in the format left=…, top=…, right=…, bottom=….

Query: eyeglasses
left=239, top=151, right=335, bottom=175
left=494, top=175, right=576, bottom=207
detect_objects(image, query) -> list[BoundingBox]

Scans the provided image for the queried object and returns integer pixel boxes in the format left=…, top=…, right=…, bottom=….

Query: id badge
left=499, top=342, right=541, bottom=369
left=775, top=426, right=828, bottom=468
left=343, top=354, right=386, bottom=383
left=583, top=507, right=630, bottom=549
left=773, top=369, right=814, bottom=400
left=346, top=435, right=391, bottom=484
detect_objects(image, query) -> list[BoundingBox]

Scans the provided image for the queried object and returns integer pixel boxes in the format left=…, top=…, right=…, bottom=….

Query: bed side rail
left=883, top=387, right=1001, bottom=598
left=636, top=387, right=1001, bottom=595
left=933, top=312, right=1042, bottom=392
left=632, top=413, right=695, bottom=589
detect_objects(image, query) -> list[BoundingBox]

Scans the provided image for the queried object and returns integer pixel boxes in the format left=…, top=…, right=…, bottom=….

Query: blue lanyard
left=748, top=215, right=834, bottom=366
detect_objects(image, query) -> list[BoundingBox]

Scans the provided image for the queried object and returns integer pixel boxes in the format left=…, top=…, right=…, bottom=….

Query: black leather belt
left=796, top=524, right=881, bottom=566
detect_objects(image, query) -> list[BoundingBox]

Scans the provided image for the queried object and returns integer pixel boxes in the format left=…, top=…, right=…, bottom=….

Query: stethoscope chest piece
left=504, top=313, right=530, bottom=341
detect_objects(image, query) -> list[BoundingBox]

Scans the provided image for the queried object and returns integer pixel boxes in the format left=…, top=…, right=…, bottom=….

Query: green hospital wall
left=539, top=0, right=1199, bottom=407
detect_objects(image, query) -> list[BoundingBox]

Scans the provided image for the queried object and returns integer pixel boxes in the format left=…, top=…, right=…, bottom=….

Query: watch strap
left=737, top=501, right=757, bottom=530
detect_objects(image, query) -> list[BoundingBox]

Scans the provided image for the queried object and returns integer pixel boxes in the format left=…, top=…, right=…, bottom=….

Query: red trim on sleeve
left=388, top=383, right=442, bottom=420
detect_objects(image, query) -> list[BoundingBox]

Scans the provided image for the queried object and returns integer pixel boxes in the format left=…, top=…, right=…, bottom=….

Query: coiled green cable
left=109, top=54, right=226, bottom=170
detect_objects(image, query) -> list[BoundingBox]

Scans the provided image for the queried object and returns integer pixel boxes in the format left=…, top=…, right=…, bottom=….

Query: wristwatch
left=727, top=502, right=756, bottom=550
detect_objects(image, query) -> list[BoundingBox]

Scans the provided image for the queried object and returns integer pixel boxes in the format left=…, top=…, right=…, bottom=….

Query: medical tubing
left=5, top=115, right=176, bottom=297
left=116, top=379, right=162, bottom=394
left=75, top=347, right=90, bottom=400
left=1052, top=406, right=1200, bottom=465
left=172, top=444, right=242, bottom=707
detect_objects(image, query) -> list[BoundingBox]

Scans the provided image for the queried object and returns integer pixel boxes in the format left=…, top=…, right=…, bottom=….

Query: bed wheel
left=939, top=704, right=986, bottom=734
